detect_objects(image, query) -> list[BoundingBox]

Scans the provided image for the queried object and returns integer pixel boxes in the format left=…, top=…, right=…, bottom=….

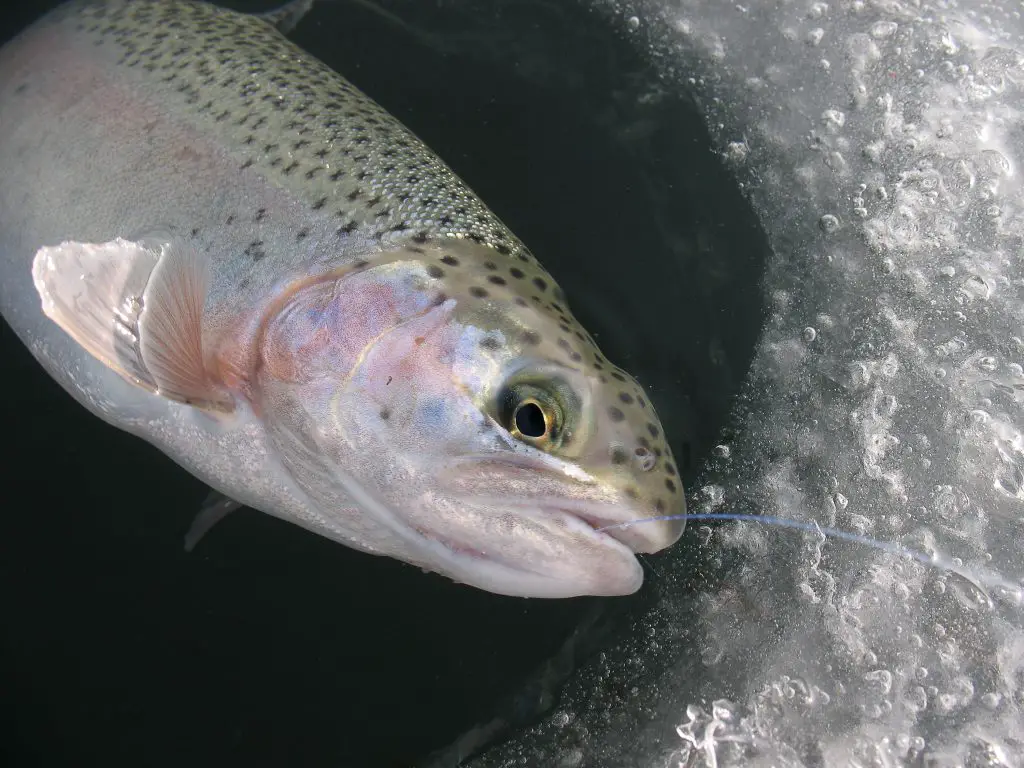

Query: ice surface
left=465, top=0, right=1024, bottom=765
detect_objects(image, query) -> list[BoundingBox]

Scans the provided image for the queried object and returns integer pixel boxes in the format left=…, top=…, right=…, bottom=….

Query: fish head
left=255, top=238, right=685, bottom=598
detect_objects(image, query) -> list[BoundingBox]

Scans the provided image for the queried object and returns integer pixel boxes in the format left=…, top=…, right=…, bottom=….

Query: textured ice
left=466, top=0, right=1024, bottom=765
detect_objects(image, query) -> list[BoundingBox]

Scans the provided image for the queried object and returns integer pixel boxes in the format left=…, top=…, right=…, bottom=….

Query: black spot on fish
left=611, top=447, right=629, bottom=465
left=440, top=255, right=459, bottom=266
left=330, top=169, right=345, bottom=181
left=665, top=478, right=676, bottom=493
left=240, top=158, right=254, bottom=170
left=427, top=265, right=444, bottom=279
left=469, top=286, right=489, bottom=298
left=514, top=297, right=528, bottom=307
left=480, top=336, right=502, bottom=351
left=346, top=189, right=361, bottom=202
left=282, top=161, right=298, bottom=175
left=225, top=215, right=235, bottom=225
left=488, top=276, right=506, bottom=286
left=509, top=267, right=525, bottom=279
left=14, top=83, right=27, bottom=95
left=380, top=408, right=391, bottom=421
left=245, top=240, right=266, bottom=262
left=521, top=330, right=541, bottom=345
left=296, top=229, right=308, bottom=242
left=655, top=499, right=666, bottom=513
left=611, top=371, right=627, bottom=382
left=337, top=221, right=358, bottom=236
left=619, top=392, right=634, bottom=405
left=412, top=231, right=430, bottom=244
left=647, top=423, right=660, bottom=439
left=312, top=197, right=327, bottom=211
left=190, top=228, right=200, bottom=238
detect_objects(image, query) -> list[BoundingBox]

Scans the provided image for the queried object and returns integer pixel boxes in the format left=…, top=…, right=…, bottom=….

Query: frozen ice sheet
left=467, top=0, right=1024, bottom=765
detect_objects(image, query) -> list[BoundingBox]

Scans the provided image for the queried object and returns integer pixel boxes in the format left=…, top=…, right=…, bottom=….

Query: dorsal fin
left=257, top=0, right=317, bottom=34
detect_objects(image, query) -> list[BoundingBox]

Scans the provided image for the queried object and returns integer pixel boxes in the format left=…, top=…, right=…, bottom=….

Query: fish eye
left=513, top=399, right=550, bottom=439
left=499, top=383, right=566, bottom=447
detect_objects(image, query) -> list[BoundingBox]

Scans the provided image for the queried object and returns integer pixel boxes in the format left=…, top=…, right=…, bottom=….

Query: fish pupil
left=514, top=402, right=547, bottom=438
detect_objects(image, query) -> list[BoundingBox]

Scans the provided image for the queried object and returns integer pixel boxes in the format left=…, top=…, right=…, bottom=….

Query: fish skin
left=0, top=0, right=686, bottom=597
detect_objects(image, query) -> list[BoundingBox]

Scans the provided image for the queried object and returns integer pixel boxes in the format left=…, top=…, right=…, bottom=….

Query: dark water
left=0, top=1, right=768, bottom=765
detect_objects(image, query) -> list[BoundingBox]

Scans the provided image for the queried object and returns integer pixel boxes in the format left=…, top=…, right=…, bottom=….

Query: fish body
left=0, top=0, right=685, bottom=597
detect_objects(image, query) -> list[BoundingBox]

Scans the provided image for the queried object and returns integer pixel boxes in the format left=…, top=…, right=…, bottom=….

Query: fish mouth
left=411, top=501, right=633, bottom=562
left=407, top=499, right=644, bottom=598
left=437, top=453, right=680, bottom=553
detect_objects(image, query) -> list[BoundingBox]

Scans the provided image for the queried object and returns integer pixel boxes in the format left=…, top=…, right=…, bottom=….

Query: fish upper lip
left=494, top=498, right=647, bottom=551
left=543, top=504, right=644, bottom=548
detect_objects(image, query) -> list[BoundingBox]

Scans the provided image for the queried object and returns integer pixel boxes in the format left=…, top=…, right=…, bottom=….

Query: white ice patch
left=467, top=2, right=1024, bottom=767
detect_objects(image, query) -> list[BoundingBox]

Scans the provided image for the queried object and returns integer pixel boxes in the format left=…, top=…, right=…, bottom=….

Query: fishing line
left=599, top=512, right=1023, bottom=607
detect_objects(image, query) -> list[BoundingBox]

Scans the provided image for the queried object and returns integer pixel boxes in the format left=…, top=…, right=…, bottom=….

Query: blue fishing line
left=600, top=512, right=933, bottom=564
left=598, top=512, right=1023, bottom=606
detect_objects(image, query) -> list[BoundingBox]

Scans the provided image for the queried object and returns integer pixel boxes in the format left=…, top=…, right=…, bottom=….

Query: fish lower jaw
left=411, top=524, right=491, bottom=561
left=406, top=513, right=643, bottom=599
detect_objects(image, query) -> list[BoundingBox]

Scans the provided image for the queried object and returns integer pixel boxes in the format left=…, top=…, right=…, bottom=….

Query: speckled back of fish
left=0, top=0, right=685, bottom=598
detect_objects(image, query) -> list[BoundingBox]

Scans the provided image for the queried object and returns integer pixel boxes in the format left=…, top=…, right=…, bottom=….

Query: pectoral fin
left=31, top=235, right=232, bottom=411
left=184, top=491, right=243, bottom=552
left=257, top=0, right=317, bottom=34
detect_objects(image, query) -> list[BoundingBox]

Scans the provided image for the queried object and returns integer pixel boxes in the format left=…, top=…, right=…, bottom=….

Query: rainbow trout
left=0, top=0, right=685, bottom=597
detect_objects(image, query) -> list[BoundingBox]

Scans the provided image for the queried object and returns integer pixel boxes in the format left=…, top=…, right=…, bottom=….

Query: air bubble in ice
left=819, top=213, right=841, bottom=233
left=871, top=21, right=898, bottom=39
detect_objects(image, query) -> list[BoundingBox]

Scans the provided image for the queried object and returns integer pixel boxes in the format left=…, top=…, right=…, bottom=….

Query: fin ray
left=137, top=240, right=226, bottom=407
left=32, top=236, right=232, bottom=411
left=33, top=238, right=160, bottom=391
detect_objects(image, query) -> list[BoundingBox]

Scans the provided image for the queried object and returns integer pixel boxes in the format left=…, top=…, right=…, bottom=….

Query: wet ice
left=468, top=0, right=1024, bottom=765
